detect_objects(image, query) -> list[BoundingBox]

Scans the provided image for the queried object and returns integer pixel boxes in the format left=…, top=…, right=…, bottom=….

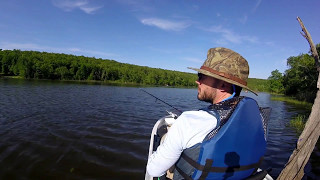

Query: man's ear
left=220, top=81, right=232, bottom=93
left=219, top=81, right=227, bottom=88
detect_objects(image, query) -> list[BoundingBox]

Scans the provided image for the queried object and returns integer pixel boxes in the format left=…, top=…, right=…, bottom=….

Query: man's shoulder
left=178, top=109, right=217, bottom=122
left=181, top=109, right=210, bottom=115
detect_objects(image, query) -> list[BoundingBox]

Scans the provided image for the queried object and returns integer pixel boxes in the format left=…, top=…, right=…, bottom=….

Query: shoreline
left=0, top=75, right=197, bottom=89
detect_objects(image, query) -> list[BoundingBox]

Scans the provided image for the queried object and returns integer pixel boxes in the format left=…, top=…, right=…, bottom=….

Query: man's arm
left=146, top=116, right=184, bottom=176
left=146, top=111, right=217, bottom=177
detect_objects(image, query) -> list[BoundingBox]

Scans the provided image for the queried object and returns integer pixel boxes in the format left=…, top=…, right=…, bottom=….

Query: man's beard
left=197, top=91, right=214, bottom=104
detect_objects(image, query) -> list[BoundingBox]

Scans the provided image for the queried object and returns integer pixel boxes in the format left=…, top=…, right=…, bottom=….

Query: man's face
left=196, top=73, right=219, bottom=103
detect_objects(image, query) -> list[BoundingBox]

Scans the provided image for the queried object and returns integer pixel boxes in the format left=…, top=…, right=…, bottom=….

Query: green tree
left=75, top=64, right=88, bottom=80
left=55, top=66, right=71, bottom=80
left=283, top=54, right=317, bottom=102
left=1, top=55, right=11, bottom=74
left=268, top=69, right=284, bottom=94
left=0, top=49, right=199, bottom=87
left=282, top=44, right=320, bottom=102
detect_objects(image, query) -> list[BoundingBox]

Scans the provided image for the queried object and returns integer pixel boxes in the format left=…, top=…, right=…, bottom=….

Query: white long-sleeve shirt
left=146, top=110, right=218, bottom=177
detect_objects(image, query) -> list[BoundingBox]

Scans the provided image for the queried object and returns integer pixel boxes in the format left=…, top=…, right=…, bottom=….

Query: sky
left=0, top=0, right=319, bottom=79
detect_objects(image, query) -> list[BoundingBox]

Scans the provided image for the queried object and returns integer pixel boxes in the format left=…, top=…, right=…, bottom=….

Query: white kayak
left=145, top=113, right=177, bottom=180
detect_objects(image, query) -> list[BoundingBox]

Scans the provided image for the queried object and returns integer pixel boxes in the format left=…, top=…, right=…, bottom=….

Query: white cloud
left=84, top=49, right=118, bottom=58
left=239, top=15, right=248, bottom=24
left=265, top=41, right=275, bottom=46
left=215, top=39, right=228, bottom=46
left=80, top=6, right=102, bottom=14
left=183, top=57, right=203, bottom=63
left=1, top=42, right=44, bottom=50
left=68, top=48, right=81, bottom=52
left=203, top=25, right=258, bottom=44
left=141, top=18, right=191, bottom=31
left=192, top=5, right=199, bottom=11
left=252, top=0, right=262, bottom=13
left=52, top=0, right=103, bottom=14
left=0, top=42, right=116, bottom=58
left=116, top=0, right=154, bottom=13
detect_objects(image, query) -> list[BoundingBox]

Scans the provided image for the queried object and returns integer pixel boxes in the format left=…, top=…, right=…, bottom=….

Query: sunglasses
left=197, top=73, right=205, bottom=81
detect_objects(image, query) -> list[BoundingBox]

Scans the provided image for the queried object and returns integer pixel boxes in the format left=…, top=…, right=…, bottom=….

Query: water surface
left=0, top=79, right=318, bottom=179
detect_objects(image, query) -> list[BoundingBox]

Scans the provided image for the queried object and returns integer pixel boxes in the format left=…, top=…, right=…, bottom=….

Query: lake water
left=0, top=78, right=319, bottom=179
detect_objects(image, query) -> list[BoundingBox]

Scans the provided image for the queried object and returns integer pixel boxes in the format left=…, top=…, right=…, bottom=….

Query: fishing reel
left=165, top=110, right=178, bottom=126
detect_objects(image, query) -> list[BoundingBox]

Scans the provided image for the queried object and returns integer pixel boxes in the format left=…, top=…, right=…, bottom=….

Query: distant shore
left=0, top=75, right=196, bottom=89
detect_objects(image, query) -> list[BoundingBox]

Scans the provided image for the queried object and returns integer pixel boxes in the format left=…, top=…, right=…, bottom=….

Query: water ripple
left=0, top=79, right=319, bottom=179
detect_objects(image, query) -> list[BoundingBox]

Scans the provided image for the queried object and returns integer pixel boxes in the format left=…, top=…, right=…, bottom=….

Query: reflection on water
left=0, top=79, right=318, bottom=179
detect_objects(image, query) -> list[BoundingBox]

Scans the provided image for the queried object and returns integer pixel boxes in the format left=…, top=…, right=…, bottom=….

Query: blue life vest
left=173, top=97, right=267, bottom=180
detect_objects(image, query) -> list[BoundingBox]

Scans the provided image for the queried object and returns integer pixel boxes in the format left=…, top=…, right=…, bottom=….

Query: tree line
left=3, top=49, right=299, bottom=94
left=268, top=44, right=320, bottom=102
left=0, top=49, right=197, bottom=87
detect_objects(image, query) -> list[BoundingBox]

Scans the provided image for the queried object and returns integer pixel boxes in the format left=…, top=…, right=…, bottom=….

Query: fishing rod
left=140, top=88, right=183, bottom=113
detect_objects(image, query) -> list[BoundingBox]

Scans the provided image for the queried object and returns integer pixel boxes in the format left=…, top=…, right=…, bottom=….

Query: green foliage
left=290, top=114, right=306, bottom=134
left=247, top=78, right=269, bottom=92
left=268, top=69, right=284, bottom=94
left=268, top=43, right=320, bottom=102
left=283, top=54, right=318, bottom=102
left=0, top=49, right=276, bottom=91
left=0, top=49, right=197, bottom=87
left=271, top=96, right=312, bottom=109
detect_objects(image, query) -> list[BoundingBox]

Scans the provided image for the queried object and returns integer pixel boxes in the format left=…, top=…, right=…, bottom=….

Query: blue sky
left=0, top=0, right=319, bottom=79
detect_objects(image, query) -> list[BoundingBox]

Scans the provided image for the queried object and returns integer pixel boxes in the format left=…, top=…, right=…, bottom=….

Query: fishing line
left=140, top=88, right=183, bottom=113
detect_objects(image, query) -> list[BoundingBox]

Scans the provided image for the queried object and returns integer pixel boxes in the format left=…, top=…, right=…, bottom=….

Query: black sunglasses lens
left=198, top=73, right=203, bottom=80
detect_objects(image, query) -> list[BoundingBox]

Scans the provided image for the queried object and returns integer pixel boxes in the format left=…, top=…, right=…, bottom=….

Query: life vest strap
left=199, top=159, right=214, bottom=180
left=180, top=152, right=264, bottom=175
left=175, top=165, right=193, bottom=180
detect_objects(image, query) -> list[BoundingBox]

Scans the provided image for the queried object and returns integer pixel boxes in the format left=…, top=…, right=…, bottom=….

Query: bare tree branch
left=277, top=17, right=320, bottom=180
left=297, top=17, right=320, bottom=71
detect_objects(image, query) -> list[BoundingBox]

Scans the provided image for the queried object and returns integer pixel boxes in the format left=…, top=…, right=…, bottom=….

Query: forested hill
left=0, top=49, right=268, bottom=90
left=0, top=49, right=197, bottom=87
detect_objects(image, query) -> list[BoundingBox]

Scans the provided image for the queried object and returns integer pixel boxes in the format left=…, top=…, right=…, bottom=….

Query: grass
left=271, top=96, right=313, bottom=109
left=247, top=78, right=269, bottom=92
left=271, top=95, right=313, bottom=134
left=290, top=113, right=320, bottom=177
left=290, top=115, right=306, bottom=134
left=0, top=75, right=185, bottom=88
left=0, top=74, right=24, bottom=79
left=3, top=76, right=23, bottom=79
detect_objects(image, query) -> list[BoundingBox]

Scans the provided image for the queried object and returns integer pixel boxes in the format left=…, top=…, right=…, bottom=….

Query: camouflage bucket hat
left=188, top=47, right=257, bottom=95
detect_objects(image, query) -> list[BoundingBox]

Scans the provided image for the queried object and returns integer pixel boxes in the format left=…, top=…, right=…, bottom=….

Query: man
left=147, top=47, right=265, bottom=179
